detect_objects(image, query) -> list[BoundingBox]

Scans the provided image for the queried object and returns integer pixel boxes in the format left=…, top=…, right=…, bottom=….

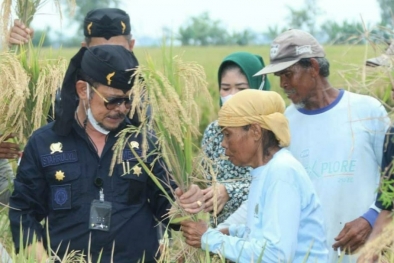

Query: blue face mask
left=87, top=108, right=110, bottom=135
left=220, top=94, right=233, bottom=105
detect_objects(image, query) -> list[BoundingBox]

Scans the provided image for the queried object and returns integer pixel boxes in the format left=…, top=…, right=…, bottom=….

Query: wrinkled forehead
left=220, top=126, right=245, bottom=133
left=274, top=63, right=303, bottom=76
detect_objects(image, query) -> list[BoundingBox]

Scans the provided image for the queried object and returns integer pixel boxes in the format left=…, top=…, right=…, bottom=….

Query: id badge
left=89, top=199, right=112, bottom=231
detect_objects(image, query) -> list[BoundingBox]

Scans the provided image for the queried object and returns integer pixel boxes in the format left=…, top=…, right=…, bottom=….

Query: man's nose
left=279, top=76, right=287, bottom=89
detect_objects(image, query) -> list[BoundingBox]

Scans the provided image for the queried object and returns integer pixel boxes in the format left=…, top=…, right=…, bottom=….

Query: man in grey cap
left=366, top=41, right=394, bottom=67
left=254, top=29, right=389, bottom=262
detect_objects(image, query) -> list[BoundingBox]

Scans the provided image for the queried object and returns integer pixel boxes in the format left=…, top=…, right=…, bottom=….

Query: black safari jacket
left=9, top=120, right=174, bottom=263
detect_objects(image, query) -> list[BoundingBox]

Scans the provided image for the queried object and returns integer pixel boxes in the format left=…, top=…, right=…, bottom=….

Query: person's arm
left=368, top=210, right=392, bottom=241
left=8, top=136, right=48, bottom=254
left=0, top=134, right=20, bottom=159
left=216, top=201, right=247, bottom=229
left=9, top=19, right=34, bottom=46
left=357, top=210, right=393, bottom=263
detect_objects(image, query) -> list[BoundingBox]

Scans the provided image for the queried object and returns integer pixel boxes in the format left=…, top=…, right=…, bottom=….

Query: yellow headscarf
left=218, top=89, right=290, bottom=147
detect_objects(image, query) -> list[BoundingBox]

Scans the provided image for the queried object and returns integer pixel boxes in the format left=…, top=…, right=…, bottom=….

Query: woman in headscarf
left=202, top=52, right=270, bottom=224
left=182, top=89, right=328, bottom=263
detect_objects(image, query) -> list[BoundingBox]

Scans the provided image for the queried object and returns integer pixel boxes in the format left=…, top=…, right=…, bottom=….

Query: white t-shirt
left=285, top=89, right=389, bottom=262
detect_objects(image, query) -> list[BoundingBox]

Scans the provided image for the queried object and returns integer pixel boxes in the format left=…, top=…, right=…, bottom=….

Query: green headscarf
left=218, top=52, right=271, bottom=106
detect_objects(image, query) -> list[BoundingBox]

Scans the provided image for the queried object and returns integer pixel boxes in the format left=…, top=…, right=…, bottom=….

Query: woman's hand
left=202, top=184, right=229, bottom=214
left=181, top=220, right=208, bottom=248
left=175, top=184, right=205, bottom=214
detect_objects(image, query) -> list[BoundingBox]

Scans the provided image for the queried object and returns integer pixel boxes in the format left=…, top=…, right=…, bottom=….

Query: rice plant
left=0, top=0, right=74, bottom=262
left=0, top=0, right=74, bottom=145
left=0, top=43, right=67, bottom=146
left=111, top=46, right=213, bottom=262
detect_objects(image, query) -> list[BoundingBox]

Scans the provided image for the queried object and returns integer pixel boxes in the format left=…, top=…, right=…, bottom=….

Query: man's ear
left=310, top=58, right=320, bottom=77
left=76, top=80, right=88, bottom=100
left=129, top=39, right=135, bottom=51
left=81, top=41, right=87, bottom=47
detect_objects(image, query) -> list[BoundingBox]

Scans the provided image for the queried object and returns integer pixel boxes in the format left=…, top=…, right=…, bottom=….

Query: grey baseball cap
left=254, top=29, right=325, bottom=76
left=366, top=41, right=394, bottom=67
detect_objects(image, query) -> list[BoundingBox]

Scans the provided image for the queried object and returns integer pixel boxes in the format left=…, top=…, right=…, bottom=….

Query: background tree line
left=33, top=0, right=394, bottom=47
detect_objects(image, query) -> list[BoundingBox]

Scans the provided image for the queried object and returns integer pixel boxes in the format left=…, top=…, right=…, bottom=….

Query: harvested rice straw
left=358, top=219, right=394, bottom=262
left=0, top=46, right=67, bottom=145
left=0, top=0, right=74, bottom=144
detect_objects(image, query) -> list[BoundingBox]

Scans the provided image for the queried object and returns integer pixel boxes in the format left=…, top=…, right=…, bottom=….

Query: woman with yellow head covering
left=182, top=90, right=328, bottom=263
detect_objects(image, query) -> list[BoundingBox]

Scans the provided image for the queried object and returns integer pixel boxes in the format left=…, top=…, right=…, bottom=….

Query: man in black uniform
left=9, top=45, right=203, bottom=263
left=1, top=8, right=138, bottom=207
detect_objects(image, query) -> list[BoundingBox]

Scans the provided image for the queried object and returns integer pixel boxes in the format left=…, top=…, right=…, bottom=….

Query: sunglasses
left=91, top=86, right=132, bottom=110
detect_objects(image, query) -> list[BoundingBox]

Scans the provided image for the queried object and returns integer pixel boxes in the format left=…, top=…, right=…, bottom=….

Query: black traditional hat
left=84, top=8, right=131, bottom=40
left=52, top=45, right=139, bottom=136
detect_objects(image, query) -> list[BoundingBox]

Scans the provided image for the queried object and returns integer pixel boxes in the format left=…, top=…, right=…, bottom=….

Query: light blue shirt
left=201, top=149, right=328, bottom=263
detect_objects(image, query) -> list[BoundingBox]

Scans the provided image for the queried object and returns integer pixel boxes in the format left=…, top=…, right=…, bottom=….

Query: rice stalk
left=0, top=0, right=12, bottom=51
left=15, top=0, right=42, bottom=28
left=15, top=0, right=76, bottom=28
left=0, top=50, right=31, bottom=145
left=358, top=217, right=394, bottom=262
left=111, top=47, right=212, bottom=262
left=0, top=42, right=66, bottom=145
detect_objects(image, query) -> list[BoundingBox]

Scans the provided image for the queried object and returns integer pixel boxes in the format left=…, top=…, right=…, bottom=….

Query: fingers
left=179, top=184, right=201, bottom=201
left=202, top=185, right=227, bottom=214
left=333, top=226, right=350, bottom=250
left=0, top=142, right=21, bottom=159
left=180, top=200, right=204, bottom=214
left=203, top=187, right=214, bottom=212
left=203, top=187, right=213, bottom=201
left=346, top=230, right=369, bottom=253
left=4, top=133, right=17, bottom=140
left=180, top=220, right=206, bottom=248
left=174, top=187, right=183, bottom=198
left=9, top=19, right=33, bottom=45
left=204, top=199, right=214, bottom=213
left=180, top=220, right=195, bottom=232
left=216, top=202, right=226, bottom=214
left=182, top=230, right=201, bottom=247
left=333, top=221, right=370, bottom=254
left=201, top=187, right=210, bottom=195
left=177, top=185, right=204, bottom=214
